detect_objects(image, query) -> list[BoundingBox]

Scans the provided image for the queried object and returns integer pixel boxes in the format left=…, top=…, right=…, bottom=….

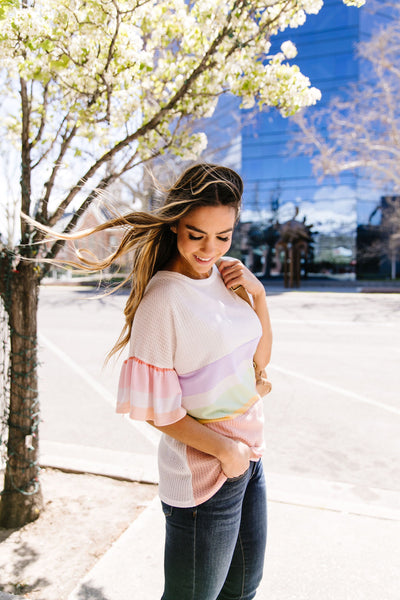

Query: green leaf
left=50, top=53, right=70, bottom=70
left=41, top=38, right=54, bottom=53
left=0, top=0, right=18, bottom=21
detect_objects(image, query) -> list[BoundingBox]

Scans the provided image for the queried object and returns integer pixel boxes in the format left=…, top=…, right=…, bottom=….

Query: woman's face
left=171, top=204, right=236, bottom=279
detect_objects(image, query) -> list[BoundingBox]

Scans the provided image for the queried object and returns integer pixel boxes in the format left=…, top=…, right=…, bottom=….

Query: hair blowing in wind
left=26, top=163, right=243, bottom=358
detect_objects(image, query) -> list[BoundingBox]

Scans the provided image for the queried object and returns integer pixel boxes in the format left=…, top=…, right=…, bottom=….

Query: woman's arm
left=148, top=414, right=259, bottom=478
left=251, top=289, right=273, bottom=370
left=218, top=258, right=272, bottom=370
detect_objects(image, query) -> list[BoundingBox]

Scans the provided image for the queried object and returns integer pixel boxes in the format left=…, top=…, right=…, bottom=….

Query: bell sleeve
left=117, top=357, right=185, bottom=426
left=116, top=288, right=186, bottom=426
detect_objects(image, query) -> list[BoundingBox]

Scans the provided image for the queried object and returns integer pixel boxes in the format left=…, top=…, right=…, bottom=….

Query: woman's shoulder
left=144, top=270, right=186, bottom=300
left=140, top=266, right=227, bottom=316
left=136, top=271, right=187, bottom=317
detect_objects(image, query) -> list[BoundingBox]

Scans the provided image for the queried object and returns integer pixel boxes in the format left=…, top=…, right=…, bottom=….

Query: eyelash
left=188, top=234, right=230, bottom=242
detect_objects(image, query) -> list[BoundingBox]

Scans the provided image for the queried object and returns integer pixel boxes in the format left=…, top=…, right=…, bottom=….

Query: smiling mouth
left=194, top=255, right=213, bottom=263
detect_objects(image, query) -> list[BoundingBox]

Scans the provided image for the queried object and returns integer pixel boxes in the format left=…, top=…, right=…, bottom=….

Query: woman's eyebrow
left=186, top=225, right=233, bottom=235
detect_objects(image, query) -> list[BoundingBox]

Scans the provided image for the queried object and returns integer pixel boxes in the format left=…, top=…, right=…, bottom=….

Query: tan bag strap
left=215, top=259, right=252, bottom=305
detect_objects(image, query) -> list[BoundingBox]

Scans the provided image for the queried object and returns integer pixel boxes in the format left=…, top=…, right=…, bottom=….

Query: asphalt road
left=37, top=284, right=400, bottom=497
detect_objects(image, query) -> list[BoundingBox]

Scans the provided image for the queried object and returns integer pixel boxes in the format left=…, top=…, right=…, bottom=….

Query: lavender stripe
left=178, top=338, right=258, bottom=395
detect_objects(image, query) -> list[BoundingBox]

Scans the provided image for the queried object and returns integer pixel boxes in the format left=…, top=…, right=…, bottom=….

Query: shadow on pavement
left=0, top=539, right=50, bottom=597
left=75, top=583, right=111, bottom=600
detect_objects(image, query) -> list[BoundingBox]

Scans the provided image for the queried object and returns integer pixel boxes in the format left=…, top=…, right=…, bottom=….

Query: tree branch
left=20, top=76, right=32, bottom=247
left=31, top=112, right=69, bottom=170
left=43, top=0, right=300, bottom=233
left=36, top=121, right=78, bottom=229
left=30, top=82, right=49, bottom=150
left=41, top=172, right=116, bottom=278
left=39, top=137, right=177, bottom=277
left=47, top=2, right=246, bottom=226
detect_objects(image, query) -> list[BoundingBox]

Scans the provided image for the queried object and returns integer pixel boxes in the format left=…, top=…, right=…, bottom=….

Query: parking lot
left=37, top=284, right=400, bottom=496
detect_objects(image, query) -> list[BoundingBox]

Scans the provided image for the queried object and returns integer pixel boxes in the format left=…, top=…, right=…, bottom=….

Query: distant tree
left=357, top=196, right=400, bottom=279
left=0, top=0, right=364, bottom=527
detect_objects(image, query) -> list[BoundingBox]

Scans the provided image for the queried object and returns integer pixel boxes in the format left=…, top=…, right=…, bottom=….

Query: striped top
left=117, top=265, right=265, bottom=507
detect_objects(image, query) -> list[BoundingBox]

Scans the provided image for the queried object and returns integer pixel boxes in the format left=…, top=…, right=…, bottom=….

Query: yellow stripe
left=196, top=395, right=259, bottom=424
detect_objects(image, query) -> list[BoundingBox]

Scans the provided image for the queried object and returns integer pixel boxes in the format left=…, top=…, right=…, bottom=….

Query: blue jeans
left=161, top=459, right=267, bottom=600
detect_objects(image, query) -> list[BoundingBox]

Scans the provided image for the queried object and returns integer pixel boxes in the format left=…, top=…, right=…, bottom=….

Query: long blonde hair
left=39, top=163, right=243, bottom=358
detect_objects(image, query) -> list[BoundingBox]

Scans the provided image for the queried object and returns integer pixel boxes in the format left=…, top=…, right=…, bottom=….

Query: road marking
left=39, top=332, right=400, bottom=424
left=269, top=363, right=400, bottom=416
left=38, top=332, right=160, bottom=447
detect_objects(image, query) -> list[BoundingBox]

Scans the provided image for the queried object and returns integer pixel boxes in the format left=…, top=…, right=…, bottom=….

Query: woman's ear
left=170, top=225, right=177, bottom=234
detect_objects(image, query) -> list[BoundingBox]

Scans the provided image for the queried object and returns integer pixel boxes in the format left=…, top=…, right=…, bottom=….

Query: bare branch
left=36, top=121, right=78, bottom=227
left=292, top=13, right=400, bottom=193
left=41, top=172, right=117, bottom=276
left=20, top=76, right=32, bottom=246
left=30, top=82, right=49, bottom=150
left=31, top=112, right=71, bottom=170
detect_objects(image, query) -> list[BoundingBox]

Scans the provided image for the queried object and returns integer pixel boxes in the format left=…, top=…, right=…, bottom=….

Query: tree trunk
left=0, top=259, right=43, bottom=528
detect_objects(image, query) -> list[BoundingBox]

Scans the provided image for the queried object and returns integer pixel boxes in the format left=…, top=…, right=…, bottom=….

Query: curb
left=40, top=441, right=159, bottom=484
left=7, top=446, right=399, bottom=600
left=39, top=444, right=400, bottom=522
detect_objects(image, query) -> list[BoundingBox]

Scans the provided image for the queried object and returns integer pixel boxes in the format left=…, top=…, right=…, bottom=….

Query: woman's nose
left=200, top=238, right=215, bottom=254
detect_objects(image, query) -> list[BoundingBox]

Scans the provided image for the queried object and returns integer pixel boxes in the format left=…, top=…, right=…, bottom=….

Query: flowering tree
left=0, top=0, right=364, bottom=527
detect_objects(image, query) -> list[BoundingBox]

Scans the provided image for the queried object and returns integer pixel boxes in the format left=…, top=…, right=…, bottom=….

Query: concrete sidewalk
left=64, top=460, right=400, bottom=600
left=40, top=445, right=400, bottom=600
left=66, top=495, right=400, bottom=600
left=2, top=447, right=398, bottom=600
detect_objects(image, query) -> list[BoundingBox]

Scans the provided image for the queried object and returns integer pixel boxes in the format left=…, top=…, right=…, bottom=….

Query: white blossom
left=0, top=0, right=364, bottom=165
left=343, top=0, right=365, bottom=6
left=281, top=40, right=298, bottom=59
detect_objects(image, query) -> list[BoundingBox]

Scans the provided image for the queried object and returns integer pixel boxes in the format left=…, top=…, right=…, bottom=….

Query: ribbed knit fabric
left=117, top=265, right=265, bottom=507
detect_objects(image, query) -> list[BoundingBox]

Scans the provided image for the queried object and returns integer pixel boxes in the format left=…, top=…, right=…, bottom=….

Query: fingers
left=217, top=257, right=240, bottom=276
left=218, top=257, right=264, bottom=298
left=219, top=441, right=260, bottom=478
left=217, top=257, right=240, bottom=269
left=218, top=258, right=244, bottom=288
left=250, top=447, right=262, bottom=460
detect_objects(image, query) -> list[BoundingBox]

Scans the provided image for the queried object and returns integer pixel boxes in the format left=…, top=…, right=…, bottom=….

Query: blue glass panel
left=239, top=0, right=365, bottom=251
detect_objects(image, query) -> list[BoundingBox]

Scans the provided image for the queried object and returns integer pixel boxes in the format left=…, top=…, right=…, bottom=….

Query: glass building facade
left=233, top=0, right=396, bottom=279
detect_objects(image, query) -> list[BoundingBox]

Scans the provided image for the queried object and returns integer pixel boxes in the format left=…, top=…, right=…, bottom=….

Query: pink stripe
left=117, top=356, right=185, bottom=426
left=186, top=445, right=227, bottom=505
left=118, top=357, right=181, bottom=397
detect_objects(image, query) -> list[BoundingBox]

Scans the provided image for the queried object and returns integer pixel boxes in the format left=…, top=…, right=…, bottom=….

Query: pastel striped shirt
left=117, top=265, right=265, bottom=507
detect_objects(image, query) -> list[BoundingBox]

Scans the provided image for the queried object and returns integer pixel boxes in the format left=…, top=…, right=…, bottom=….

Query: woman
left=115, top=164, right=272, bottom=600
left=38, top=163, right=272, bottom=599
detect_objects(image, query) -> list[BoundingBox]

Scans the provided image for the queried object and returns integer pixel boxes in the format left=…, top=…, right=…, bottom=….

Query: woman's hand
left=150, top=415, right=261, bottom=480
left=217, top=257, right=264, bottom=300
left=218, top=256, right=272, bottom=373
left=218, top=439, right=260, bottom=479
